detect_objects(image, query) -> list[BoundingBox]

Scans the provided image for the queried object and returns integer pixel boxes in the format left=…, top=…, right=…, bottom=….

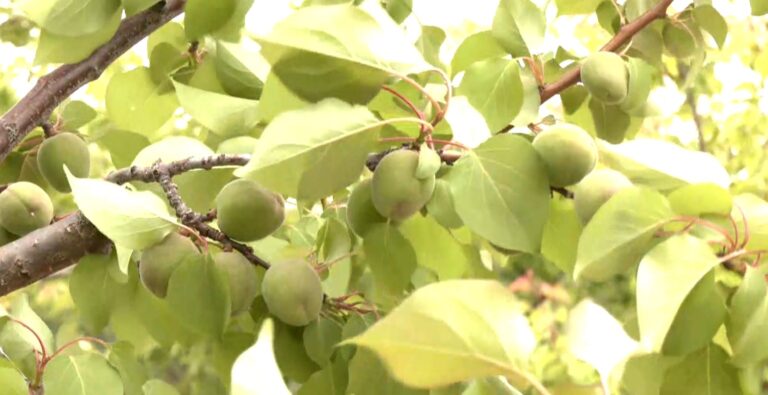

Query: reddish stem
left=8, top=318, right=47, bottom=361
left=381, top=86, right=426, bottom=125
left=44, top=336, right=109, bottom=368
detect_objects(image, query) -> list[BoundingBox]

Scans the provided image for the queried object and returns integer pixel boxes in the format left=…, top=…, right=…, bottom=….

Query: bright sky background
left=0, top=0, right=765, bottom=149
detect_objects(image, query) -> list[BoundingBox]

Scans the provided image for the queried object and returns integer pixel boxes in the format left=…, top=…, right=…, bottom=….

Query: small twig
left=40, top=122, right=55, bottom=138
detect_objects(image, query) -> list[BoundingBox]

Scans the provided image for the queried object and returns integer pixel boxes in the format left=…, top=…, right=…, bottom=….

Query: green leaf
left=450, top=31, right=506, bottom=77
left=0, top=294, right=55, bottom=374
left=636, top=235, right=720, bottom=353
left=24, top=0, right=121, bottom=37
left=693, top=5, right=727, bottom=48
left=123, top=0, right=157, bottom=15
left=462, top=377, right=522, bottom=395
left=59, top=101, right=97, bottom=130
left=417, top=26, right=447, bottom=70
left=214, top=41, right=265, bottom=100
left=66, top=169, right=178, bottom=250
left=363, top=223, right=418, bottom=295
left=132, top=284, right=197, bottom=347
left=343, top=280, right=535, bottom=389
left=733, top=194, right=768, bottom=251
left=173, top=80, right=260, bottom=137
left=235, top=99, right=382, bottom=200
left=588, top=99, right=632, bottom=143
left=70, top=254, right=121, bottom=332
left=258, top=72, right=310, bottom=122
left=34, top=10, right=121, bottom=65
left=668, top=183, right=732, bottom=217
left=347, top=349, right=427, bottom=395
left=43, top=353, right=124, bottom=395
left=555, top=0, right=603, bottom=15
left=147, top=22, right=186, bottom=57
left=184, top=0, right=236, bottom=40
left=254, top=4, right=428, bottom=103
left=566, top=300, right=639, bottom=383
left=415, top=146, right=441, bottom=180
left=273, top=320, right=321, bottom=382
left=445, top=134, right=550, bottom=253
left=491, top=0, right=546, bottom=57
left=108, top=342, right=148, bottom=395
left=142, top=379, right=179, bottom=395
left=541, top=196, right=582, bottom=274
left=619, top=353, right=678, bottom=395
left=574, top=187, right=673, bottom=281
left=620, top=57, right=654, bottom=115
left=659, top=345, right=739, bottom=394
left=297, top=359, right=348, bottom=395
left=458, top=58, right=523, bottom=131
left=231, top=319, right=290, bottom=395
left=97, top=129, right=150, bottom=169
left=511, top=67, right=541, bottom=126
left=726, top=266, right=768, bottom=366
left=598, top=139, right=731, bottom=192
left=751, top=0, right=768, bottom=15
left=399, top=215, right=468, bottom=280
left=303, top=318, right=343, bottom=367
left=131, top=136, right=233, bottom=213
left=0, top=360, right=26, bottom=395
left=106, top=68, right=178, bottom=137
left=166, top=254, right=231, bottom=339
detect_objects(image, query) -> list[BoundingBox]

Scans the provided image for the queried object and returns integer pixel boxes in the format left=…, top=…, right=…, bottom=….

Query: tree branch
left=539, top=0, right=674, bottom=103
left=0, top=0, right=185, bottom=163
left=0, top=154, right=252, bottom=296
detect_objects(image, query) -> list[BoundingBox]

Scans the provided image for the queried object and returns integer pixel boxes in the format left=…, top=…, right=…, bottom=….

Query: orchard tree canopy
left=1, top=0, right=768, bottom=393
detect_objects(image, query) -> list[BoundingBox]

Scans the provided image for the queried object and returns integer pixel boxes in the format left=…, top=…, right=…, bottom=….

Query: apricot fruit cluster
left=214, top=251, right=259, bottom=314
left=581, top=52, right=629, bottom=105
left=370, top=149, right=435, bottom=221
left=572, top=169, right=634, bottom=223
left=37, top=132, right=90, bottom=192
left=532, top=124, right=597, bottom=187
left=139, top=232, right=201, bottom=298
left=0, top=182, right=54, bottom=236
left=216, top=179, right=285, bottom=242
left=261, top=259, right=323, bottom=327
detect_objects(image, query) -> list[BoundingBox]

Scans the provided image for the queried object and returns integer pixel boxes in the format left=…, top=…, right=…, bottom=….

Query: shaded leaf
left=43, top=353, right=123, bottom=395
left=491, top=0, right=546, bottom=57
left=231, top=319, right=291, bottom=395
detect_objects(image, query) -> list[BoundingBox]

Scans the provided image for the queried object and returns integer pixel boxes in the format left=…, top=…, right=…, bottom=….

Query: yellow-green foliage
left=581, top=52, right=629, bottom=104
left=0, top=182, right=54, bottom=236
left=532, top=124, right=598, bottom=187
left=371, top=150, right=435, bottom=221
left=36, top=132, right=90, bottom=192
left=261, top=259, right=323, bottom=327
left=573, top=169, right=634, bottom=223
left=139, top=232, right=200, bottom=298
left=215, top=251, right=259, bottom=314
left=216, top=179, right=285, bottom=242
left=346, top=178, right=387, bottom=236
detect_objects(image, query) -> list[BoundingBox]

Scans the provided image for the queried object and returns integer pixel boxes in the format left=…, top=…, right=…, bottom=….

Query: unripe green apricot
left=0, top=182, right=53, bottom=236
left=346, top=179, right=387, bottom=237
left=139, top=232, right=200, bottom=298
left=532, top=124, right=598, bottom=187
left=216, top=179, right=285, bottom=242
left=215, top=252, right=259, bottom=314
left=371, top=150, right=435, bottom=221
left=261, top=260, right=323, bottom=327
left=36, top=132, right=90, bottom=192
left=581, top=52, right=629, bottom=105
left=573, top=169, right=633, bottom=224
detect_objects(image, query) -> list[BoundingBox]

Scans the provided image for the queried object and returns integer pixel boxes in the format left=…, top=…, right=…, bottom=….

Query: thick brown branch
left=0, top=1, right=185, bottom=163
left=0, top=154, right=251, bottom=296
left=0, top=213, right=109, bottom=296
left=539, top=0, right=673, bottom=103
